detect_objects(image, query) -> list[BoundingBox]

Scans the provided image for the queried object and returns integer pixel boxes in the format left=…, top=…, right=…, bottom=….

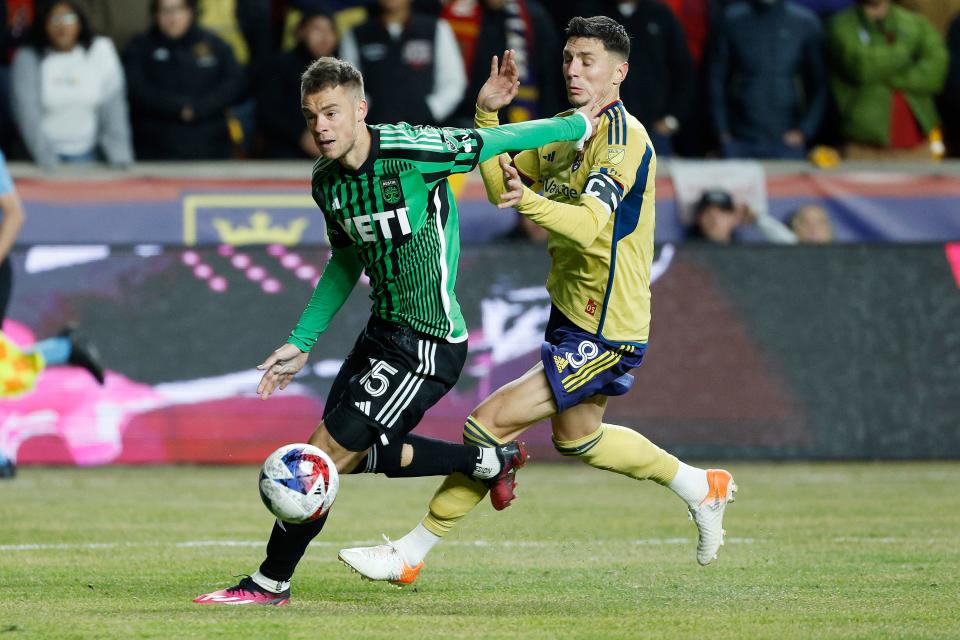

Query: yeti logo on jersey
left=380, top=177, right=402, bottom=205
left=339, top=207, right=412, bottom=243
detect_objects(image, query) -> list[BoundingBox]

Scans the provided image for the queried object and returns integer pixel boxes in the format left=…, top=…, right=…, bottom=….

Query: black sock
left=356, top=434, right=481, bottom=478
left=258, top=513, right=329, bottom=583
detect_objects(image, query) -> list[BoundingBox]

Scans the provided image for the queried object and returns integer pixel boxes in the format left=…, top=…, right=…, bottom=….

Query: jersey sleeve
left=580, top=130, right=647, bottom=217
left=378, top=123, right=484, bottom=189
left=287, top=244, right=363, bottom=351
left=511, top=149, right=541, bottom=189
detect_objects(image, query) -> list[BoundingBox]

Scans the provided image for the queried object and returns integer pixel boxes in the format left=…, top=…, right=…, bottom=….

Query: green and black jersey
left=288, top=115, right=588, bottom=350
left=314, top=124, right=481, bottom=342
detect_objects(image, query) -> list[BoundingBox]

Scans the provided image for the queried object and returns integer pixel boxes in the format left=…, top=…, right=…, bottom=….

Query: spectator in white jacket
left=10, top=0, right=133, bottom=170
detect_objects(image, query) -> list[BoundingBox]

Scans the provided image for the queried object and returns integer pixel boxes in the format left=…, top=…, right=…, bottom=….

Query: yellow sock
left=422, top=417, right=504, bottom=537
left=553, top=423, right=679, bottom=485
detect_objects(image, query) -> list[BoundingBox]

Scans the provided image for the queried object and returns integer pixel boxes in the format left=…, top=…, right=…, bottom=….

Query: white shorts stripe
left=374, top=339, right=428, bottom=425
left=385, top=375, right=426, bottom=429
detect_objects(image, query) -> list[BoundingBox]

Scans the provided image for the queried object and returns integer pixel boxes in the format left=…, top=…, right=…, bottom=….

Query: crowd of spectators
left=1, top=0, right=960, bottom=167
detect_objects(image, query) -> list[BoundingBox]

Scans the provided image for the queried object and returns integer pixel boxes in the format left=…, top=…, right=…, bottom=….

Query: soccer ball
left=259, top=443, right=339, bottom=524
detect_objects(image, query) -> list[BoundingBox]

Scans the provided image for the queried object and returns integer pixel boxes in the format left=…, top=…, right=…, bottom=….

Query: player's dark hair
left=28, top=0, right=95, bottom=53
left=301, top=57, right=364, bottom=98
left=565, top=16, right=630, bottom=59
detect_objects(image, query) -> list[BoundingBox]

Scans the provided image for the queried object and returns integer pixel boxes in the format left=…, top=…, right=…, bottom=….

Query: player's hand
left=477, top=49, right=520, bottom=113
left=497, top=155, right=524, bottom=209
left=575, top=92, right=606, bottom=141
left=256, top=343, right=309, bottom=400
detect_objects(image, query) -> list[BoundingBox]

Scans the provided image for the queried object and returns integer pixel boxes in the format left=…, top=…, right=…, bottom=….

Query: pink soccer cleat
left=193, top=576, right=290, bottom=606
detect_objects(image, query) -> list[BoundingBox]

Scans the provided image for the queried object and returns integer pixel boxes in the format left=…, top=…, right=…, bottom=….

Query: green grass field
left=1, top=463, right=958, bottom=639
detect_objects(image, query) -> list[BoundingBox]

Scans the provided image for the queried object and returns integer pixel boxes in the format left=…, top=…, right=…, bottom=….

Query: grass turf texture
left=1, top=463, right=958, bottom=639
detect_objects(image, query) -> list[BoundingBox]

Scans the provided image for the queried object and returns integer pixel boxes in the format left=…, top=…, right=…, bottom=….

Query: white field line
left=0, top=538, right=759, bottom=553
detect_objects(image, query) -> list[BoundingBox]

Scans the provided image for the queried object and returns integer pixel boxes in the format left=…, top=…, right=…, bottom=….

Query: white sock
left=668, top=461, right=708, bottom=507
left=250, top=570, right=290, bottom=594
left=472, top=447, right=501, bottom=480
left=394, top=523, right=441, bottom=565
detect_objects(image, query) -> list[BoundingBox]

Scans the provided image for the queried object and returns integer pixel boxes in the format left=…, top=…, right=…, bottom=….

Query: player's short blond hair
left=301, top=57, right=364, bottom=100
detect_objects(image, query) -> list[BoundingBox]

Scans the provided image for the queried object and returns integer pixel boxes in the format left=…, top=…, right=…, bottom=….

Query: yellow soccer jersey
left=507, top=101, right=656, bottom=345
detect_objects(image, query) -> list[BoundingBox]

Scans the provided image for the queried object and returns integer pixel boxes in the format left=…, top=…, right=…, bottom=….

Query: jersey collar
left=598, top=99, right=623, bottom=116
left=341, top=126, right=380, bottom=176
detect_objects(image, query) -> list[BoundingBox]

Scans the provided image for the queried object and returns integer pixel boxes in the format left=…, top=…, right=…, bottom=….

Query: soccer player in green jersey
left=338, top=18, right=737, bottom=587
left=194, top=56, right=602, bottom=605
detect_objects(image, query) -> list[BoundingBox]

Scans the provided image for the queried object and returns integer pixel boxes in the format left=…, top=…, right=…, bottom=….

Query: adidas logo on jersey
left=338, top=207, right=411, bottom=243
left=542, top=151, right=556, bottom=162
left=554, top=355, right=569, bottom=373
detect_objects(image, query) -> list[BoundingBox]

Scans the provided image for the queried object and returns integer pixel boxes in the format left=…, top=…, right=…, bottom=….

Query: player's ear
left=356, top=96, right=368, bottom=123
left=614, top=60, right=628, bottom=87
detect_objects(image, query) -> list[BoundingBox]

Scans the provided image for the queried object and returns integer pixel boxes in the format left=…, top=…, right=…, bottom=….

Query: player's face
left=302, top=84, right=368, bottom=161
left=562, top=37, right=627, bottom=108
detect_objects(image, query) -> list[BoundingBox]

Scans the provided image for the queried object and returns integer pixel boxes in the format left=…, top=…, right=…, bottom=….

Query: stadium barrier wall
left=3, top=243, right=958, bottom=464
left=9, top=162, right=960, bottom=244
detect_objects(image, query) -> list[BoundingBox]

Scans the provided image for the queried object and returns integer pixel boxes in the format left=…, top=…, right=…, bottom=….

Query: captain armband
left=582, top=172, right=624, bottom=215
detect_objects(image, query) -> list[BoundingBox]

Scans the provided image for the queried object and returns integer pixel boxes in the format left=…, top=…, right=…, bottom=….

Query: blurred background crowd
left=1, top=0, right=959, bottom=171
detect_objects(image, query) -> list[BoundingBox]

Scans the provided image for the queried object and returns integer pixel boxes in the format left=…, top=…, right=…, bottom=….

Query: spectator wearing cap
left=582, top=0, right=695, bottom=157
left=828, top=0, right=947, bottom=160
left=688, top=188, right=743, bottom=243
left=708, top=0, right=827, bottom=160
left=443, top=0, right=562, bottom=128
left=123, top=0, right=246, bottom=159
left=254, top=9, right=338, bottom=158
left=339, top=0, right=466, bottom=126
left=10, top=0, right=133, bottom=170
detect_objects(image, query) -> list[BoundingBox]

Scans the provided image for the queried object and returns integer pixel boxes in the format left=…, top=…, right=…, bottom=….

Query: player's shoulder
left=593, top=102, right=652, bottom=157
left=375, top=122, right=447, bottom=150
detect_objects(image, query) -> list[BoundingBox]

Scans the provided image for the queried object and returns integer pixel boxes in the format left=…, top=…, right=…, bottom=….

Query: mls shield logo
left=608, top=147, right=625, bottom=165
left=381, top=177, right=402, bottom=205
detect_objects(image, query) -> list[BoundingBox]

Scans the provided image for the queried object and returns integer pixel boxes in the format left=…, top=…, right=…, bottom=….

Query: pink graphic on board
left=0, top=320, right=323, bottom=466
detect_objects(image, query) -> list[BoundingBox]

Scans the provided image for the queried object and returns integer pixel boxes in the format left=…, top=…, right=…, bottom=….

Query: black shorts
left=323, top=316, right=467, bottom=452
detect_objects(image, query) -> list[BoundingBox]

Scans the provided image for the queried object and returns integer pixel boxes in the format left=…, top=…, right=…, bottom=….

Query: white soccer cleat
left=338, top=536, right=423, bottom=587
left=688, top=468, right=737, bottom=566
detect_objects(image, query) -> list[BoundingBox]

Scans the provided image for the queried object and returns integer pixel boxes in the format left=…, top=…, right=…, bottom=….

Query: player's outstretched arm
left=257, top=246, right=362, bottom=399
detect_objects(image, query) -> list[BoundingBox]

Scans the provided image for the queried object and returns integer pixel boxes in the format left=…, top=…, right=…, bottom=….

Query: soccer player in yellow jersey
left=339, top=16, right=736, bottom=583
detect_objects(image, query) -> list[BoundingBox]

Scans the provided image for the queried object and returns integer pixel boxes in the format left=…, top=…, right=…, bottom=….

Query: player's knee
left=308, top=422, right=365, bottom=472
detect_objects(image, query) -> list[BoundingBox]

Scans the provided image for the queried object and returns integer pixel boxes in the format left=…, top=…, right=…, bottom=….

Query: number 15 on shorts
left=359, top=359, right=398, bottom=397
